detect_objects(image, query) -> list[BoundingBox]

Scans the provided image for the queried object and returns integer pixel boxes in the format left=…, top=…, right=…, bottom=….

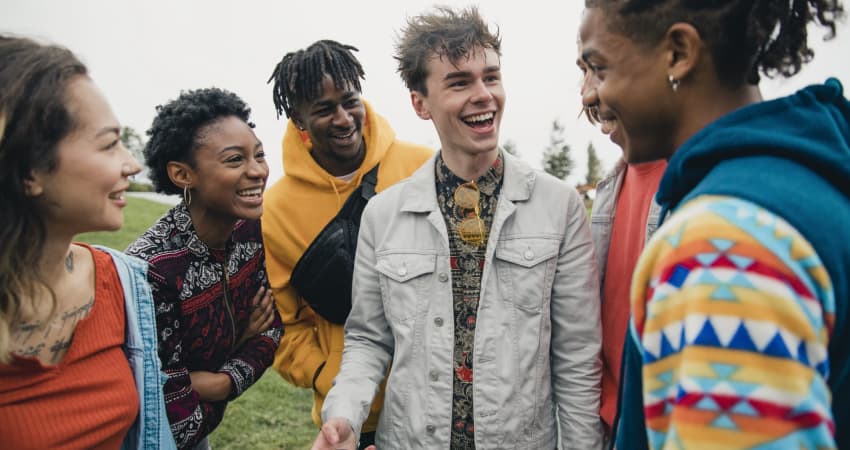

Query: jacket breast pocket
left=375, top=252, right=436, bottom=322
left=494, top=238, right=560, bottom=311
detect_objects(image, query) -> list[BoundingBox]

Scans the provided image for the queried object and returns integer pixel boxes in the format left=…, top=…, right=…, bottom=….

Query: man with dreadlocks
left=261, top=39, right=431, bottom=449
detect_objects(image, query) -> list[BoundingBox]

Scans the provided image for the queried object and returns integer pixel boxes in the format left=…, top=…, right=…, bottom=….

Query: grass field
left=76, top=196, right=317, bottom=449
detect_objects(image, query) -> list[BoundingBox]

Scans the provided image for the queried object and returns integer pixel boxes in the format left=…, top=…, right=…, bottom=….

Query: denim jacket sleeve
left=96, top=246, right=177, bottom=450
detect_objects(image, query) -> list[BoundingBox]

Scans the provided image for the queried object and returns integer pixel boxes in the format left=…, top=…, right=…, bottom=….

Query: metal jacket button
left=426, top=424, right=436, bottom=434
left=523, top=249, right=534, bottom=260
left=438, top=272, right=449, bottom=282
left=398, top=266, right=408, bottom=277
left=434, top=317, right=444, bottom=327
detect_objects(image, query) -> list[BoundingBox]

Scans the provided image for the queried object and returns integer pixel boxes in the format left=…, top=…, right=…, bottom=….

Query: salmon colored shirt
left=0, top=244, right=139, bottom=449
left=600, top=160, right=666, bottom=427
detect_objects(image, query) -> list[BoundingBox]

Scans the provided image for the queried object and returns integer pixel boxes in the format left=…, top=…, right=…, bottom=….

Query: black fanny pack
left=289, top=164, right=379, bottom=324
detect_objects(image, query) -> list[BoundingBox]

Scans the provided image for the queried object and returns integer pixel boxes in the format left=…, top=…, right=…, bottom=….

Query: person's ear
left=411, top=91, right=431, bottom=120
left=23, top=171, right=45, bottom=197
left=167, top=161, right=195, bottom=190
left=291, top=111, right=307, bottom=131
left=663, top=22, right=703, bottom=83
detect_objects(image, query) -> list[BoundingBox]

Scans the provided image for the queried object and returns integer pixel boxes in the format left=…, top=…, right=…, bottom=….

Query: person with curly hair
left=263, top=40, right=432, bottom=450
left=577, top=0, right=849, bottom=448
left=315, top=7, right=602, bottom=450
left=126, top=88, right=283, bottom=449
left=0, top=35, right=175, bottom=449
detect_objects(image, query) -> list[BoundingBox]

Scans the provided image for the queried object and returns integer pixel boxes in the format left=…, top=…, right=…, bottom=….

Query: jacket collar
left=400, top=150, right=535, bottom=214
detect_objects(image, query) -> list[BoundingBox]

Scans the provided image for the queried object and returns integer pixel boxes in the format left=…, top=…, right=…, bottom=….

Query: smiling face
left=292, top=75, right=366, bottom=176
left=412, top=46, right=505, bottom=162
left=186, top=116, right=269, bottom=222
left=578, top=8, right=678, bottom=163
left=28, top=76, right=141, bottom=235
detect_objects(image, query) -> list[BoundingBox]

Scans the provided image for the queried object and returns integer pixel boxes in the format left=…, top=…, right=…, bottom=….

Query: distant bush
left=128, top=181, right=154, bottom=192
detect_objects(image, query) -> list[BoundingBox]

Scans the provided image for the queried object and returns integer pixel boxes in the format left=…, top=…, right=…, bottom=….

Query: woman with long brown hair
left=0, top=35, right=175, bottom=449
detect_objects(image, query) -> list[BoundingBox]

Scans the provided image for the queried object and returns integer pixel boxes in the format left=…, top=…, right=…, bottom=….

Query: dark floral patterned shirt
left=126, top=202, right=283, bottom=449
left=435, top=153, right=504, bottom=450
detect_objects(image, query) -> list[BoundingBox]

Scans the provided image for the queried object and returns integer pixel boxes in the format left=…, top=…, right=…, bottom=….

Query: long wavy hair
left=0, top=35, right=87, bottom=362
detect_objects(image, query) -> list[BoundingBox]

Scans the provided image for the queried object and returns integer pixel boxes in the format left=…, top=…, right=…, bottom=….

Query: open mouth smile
left=462, top=112, right=495, bottom=128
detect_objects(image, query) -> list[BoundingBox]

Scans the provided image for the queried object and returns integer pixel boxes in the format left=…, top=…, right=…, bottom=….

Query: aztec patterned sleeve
left=630, top=195, right=837, bottom=449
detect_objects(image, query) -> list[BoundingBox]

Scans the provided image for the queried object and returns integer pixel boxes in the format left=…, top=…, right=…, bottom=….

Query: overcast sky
left=3, top=0, right=848, bottom=185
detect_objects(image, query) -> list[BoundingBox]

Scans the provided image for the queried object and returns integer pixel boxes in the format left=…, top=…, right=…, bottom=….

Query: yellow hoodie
left=261, top=100, right=432, bottom=432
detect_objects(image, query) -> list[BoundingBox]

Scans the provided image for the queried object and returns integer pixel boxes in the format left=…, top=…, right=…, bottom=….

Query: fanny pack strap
left=338, top=163, right=379, bottom=224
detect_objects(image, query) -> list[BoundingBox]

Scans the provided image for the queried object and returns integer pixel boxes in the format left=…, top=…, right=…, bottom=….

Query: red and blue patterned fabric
left=127, top=203, right=283, bottom=449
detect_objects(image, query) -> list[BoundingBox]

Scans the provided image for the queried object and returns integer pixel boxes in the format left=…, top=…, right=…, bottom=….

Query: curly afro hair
left=144, top=87, right=254, bottom=195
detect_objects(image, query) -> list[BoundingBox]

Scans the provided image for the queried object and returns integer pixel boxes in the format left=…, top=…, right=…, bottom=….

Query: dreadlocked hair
left=586, top=0, right=844, bottom=86
left=267, top=40, right=365, bottom=119
left=395, top=6, right=501, bottom=95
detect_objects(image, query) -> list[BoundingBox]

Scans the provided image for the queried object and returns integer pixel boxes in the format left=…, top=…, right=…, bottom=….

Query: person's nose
left=470, top=78, right=494, bottom=104
left=121, top=144, right=142, bottom=177
left=331, top=105, right=354, bottom=128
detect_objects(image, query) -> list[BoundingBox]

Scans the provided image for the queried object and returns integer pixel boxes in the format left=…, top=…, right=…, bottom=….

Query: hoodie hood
left=658, top=78, right=850, bottom=211
left=280, top=99, right=396, bottom=193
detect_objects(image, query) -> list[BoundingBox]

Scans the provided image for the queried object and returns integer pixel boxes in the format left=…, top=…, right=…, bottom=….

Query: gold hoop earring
left=183, top=185, right=192, bottom=206
left=668, top=75, right=680, bottom=92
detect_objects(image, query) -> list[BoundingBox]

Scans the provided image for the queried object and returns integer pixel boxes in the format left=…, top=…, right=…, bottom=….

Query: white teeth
left=237, top=188, right=263, bottom=197
left=333, top=130, right=355, bottom=139
left=463, top=112, right=494, bottom=124
left=109, top=192, right=124, bottom=200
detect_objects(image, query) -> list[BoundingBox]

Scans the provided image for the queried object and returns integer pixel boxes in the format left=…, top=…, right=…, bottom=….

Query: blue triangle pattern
left=729, top=272, right=756, bottom=289
left=731, top=400, right=759, bottom=417
left=710, top=238, right=735, bottom=252
left=697, top=270, right=721, bottom=285
left=726, top=380, right=760, bottom=398
left=762, top=332, right=793, bottom=359
left=692, top=376, right=719, bottom=393
left=692, top=319, right=722, bottom=347
left=709, top=363, right=739, bottom=379
left=656, top=370, right=674, bottom=385
left=695, top=252, right=720, bottom=267
left=816, top=360, right=829, bottom=377
left=797, top=341, right=809, bottom=366
left=648, top=429, right=668, bottom=450
left=665, top=225, right=686, bottom=248
left=695, top=395, right=720, bottom=411
left=675, top=385, right=687, bottom=402
left=728, top=323, right=759, bottom=352
left=659, top=332, right=676, bottom=358
left=710, top=284, right=738, bottom=301
left=728, top=254, right=754, bottom=269
left=711, top=413, right=738, bottom=430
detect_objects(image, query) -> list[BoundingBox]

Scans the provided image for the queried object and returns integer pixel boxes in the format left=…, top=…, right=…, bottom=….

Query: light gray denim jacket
left=323, top=152, right=603, bottom=450
left=589, top=159, right=663, bottom=292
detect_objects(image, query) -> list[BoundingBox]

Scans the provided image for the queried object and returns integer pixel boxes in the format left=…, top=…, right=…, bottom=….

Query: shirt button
left=398, top=266, right=408, bottom=277
left=434, top=317, right=444, bottom=327
left=438, top=272, right=448, bottom=282
left=523, top=249, right=534, bottom=260
left=426, top=424, right=436, bottom=434
left=429, top=370, right=439, bottom=381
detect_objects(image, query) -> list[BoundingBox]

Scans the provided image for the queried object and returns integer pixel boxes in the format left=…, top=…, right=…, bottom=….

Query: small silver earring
left=183, top=185, right=192, bottom=206
left=668, top=75, right=680, bottom=92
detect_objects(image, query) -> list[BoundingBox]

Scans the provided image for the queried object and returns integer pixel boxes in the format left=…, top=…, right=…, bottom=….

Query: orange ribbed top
left=0, top=244, right=139, bottom=449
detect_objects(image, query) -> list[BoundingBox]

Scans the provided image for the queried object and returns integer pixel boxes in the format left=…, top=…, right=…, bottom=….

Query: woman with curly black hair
left=577, top=0, right=849, bottom=448
left=126, top=88, right=283, bottom=450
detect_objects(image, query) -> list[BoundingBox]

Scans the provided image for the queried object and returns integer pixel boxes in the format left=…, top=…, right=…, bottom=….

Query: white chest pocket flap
left=375, top=252, right=437, bottom=282
left=494, top=238, right=559, bottom=268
